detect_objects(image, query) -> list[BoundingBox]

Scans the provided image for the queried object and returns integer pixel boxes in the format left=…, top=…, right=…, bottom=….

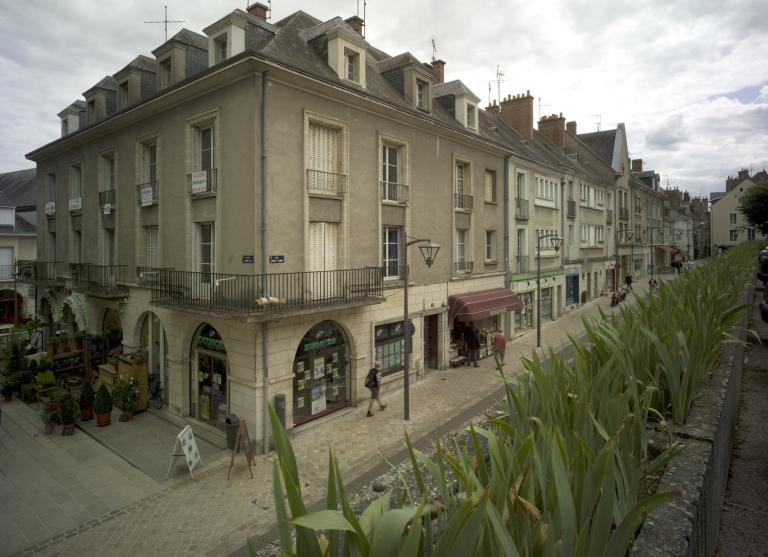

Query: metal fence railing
left=137, top=180, right=159, bottom=207
left=307, top=169, right=347, bottom=196
left=454, top=193, right=473, bottom=211
left=380, top=181, right=409, bottom=203
left=189, top=168, right=218, bottom=195
left=16, top=261, right=66, bottom=283
left=70, top=263, right=128, bottom=295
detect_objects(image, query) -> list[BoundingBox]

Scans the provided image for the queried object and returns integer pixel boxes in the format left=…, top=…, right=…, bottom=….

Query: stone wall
left=631, top=281, right=753, bottom=556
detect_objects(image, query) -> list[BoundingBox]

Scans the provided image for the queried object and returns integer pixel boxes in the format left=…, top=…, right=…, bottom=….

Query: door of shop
left=424, top=314, right=439, bottom=369
left=515, top=291, right=534, bottom=331
left=197, top=352, right=228, bottom=426
left=540, top=288, right=553, bottom=322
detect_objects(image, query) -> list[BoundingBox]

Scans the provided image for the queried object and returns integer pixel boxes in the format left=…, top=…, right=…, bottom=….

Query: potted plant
left=40, top=401, right=56, bottom=434
left=94, top=383, right=113, bottom=426
left=112, top=376, right=139, bottom=421
left=79, top=380, right=95, bottom=421
left=59, top=393, right=77, bottom=435
left=35, top=370, right=56, bottom=401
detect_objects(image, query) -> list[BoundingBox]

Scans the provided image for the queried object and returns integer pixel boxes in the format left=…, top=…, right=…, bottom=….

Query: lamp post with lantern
left=536, top=233, right=563, bottom=348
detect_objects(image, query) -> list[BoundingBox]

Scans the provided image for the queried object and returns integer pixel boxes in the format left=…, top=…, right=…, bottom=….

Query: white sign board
left=45, top=201, right=56, bottom=215
left=102, top=203, right=112, bottom=215
left=68, top=197, right=82, bottom=211
left=166, top=425, right=202, bottom=479
left=140, top=185, right=154, bottom=207
left=191, top=170, right=208, bottom=193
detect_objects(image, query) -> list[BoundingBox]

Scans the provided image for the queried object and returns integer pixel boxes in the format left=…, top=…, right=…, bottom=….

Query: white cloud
left=1, top=0, right=766, bottom=195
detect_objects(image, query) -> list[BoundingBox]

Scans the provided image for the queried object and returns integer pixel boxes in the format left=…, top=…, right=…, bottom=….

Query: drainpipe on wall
left=260, top=71, right=270, bottom=455
left=503, top=156, right=510, bottom=337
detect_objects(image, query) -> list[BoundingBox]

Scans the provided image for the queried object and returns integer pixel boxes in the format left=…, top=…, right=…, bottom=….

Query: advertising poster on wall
left=313, top=357, right=325, bottom=379
left=311, top=385, right=326, bottom=414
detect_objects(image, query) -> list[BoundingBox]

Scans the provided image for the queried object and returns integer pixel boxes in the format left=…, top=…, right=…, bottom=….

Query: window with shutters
left=145, top=226, right=158, bottom=268
left=455, top=229, right=471, bottom=272
left=0, top=207, right=14, bottom=226
left=381, top=143, right=406, bottom=202
left=195, top=222, right=215, bottom=284
left=308, top=222, right=338, bottom=271
left=382, top=226, right=401, bottom=278
left=454, top=161, right=472, bottom=210
left=485, top=230, right=496, bottom=262
left=308, top=122, right=343, bottom=195
left=484, top=170, right=496, bottom=203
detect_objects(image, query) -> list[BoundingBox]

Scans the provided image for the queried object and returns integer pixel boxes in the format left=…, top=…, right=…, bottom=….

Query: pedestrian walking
left=625, top=274, right=633, bottom=291
left=364, top=361, right=387, bottom=417
left=687, top=260, right=694, bottom=271
left=464, top=322, right=480, bottom=368
left=648, top=276, right=659, bottom=292
left=491, top=329, right=506, bottom=365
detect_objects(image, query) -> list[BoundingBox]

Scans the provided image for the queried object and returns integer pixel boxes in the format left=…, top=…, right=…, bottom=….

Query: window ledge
left=485, top=259, right=498, bottom=265
left=191, top=192, right=217, bottom=199
left=534, top=199, right=558, bottom=209
left=484, top=200, right=498, bottom=206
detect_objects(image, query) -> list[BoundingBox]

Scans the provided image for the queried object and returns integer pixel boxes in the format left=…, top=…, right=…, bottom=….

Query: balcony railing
left=516, top=255, right=530, bottom=273
left=454, top=193, right=473, bottom=211
left=515, top=198, right=529, bottom=220
left=567, top=199, right=577, bottom=218
left=619, top=207, right=630, bottom=219
left=137, top=180, right=159, bottom=207
left=380, top=181, right=409, bottom=204
left=70, top=264, right=129, bottom=297
left=0, top=265, right=14, bottom=282
left=135, top=266, right=174, bottom=287
left=606, top=209, right=614, bottom=224
left=69, top=197, right=82, bottom=213
left=190, top=168, right=218, bottom=195
left=99, top=189, right=116, bottom=212
left=454, top=260, right=473, bottom=273
left=307, top=169, right=347, bottom=196
left=151, top=266, right=383, bottom=315
left=16, top=261, right=66, bottom=284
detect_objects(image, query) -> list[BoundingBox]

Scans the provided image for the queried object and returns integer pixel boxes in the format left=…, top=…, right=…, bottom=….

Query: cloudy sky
left=1, top=0, right=766, bottom=196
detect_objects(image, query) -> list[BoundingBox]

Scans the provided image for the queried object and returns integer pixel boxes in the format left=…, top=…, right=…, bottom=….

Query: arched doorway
left=292, top=320, right=351, bottom=426
left=138, top=312, right=168, bottom=406
left=190, top=323, right=228, bottom=426
left=0, top=290, right=22, bottom=324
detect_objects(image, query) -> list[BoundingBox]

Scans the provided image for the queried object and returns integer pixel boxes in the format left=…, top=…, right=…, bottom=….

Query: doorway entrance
left=191, top=324, right=228, bottom=427
left=423, top=314, right=439, bottom=369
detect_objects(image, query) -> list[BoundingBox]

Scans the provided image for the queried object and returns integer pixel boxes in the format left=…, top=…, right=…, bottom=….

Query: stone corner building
left=24, top=4, right=658, bottom=445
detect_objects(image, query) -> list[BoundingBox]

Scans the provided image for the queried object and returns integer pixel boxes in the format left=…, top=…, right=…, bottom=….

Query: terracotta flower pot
left=96, top=411, right=112, bottom=427
left=80, top=406, right=94, bottom=421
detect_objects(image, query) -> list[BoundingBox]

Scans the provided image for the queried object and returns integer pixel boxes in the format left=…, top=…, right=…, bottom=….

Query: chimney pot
left=344, top=15, right=365, bottom=36
left=631, top=159, right=644, bottom=172
left=431, top=59, right=445, bottom=84
left=566, top=120, right=577, bottom=135
left=247, top=2, right=269, bottom=20
left=499, top=89, right=535, bottom=140
left=537, top=111, right=566, bottom=147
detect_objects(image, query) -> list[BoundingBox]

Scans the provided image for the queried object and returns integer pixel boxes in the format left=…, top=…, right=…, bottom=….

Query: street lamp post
left=536, top=233, right=563, bottom=348
left=402, top=237, right=440, bottom=421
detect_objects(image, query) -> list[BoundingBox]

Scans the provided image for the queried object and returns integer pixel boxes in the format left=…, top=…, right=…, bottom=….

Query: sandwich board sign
left=166, top=425, right=202, bottom=479
left=227, top=420, right=256, bottom=479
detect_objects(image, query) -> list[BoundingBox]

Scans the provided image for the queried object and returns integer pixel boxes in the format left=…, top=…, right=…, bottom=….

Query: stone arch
left=188, top=322, right=230, bottom=426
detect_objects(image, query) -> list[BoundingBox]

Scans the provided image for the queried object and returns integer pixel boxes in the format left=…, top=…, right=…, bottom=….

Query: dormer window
left=118, top=82, right=129, bottom=109
left=215, top=36, right=227, bottom=63
left=159, top=59, right=172, bottom=88
left=345, top=49, right=359, bottom=82
left=87, top=100, right=96, bottom=124
left=417, top=80, right=428, bottom=111
left=466, top=104, right=477, bottom=130
left=61, top=120, right=69, bottom=136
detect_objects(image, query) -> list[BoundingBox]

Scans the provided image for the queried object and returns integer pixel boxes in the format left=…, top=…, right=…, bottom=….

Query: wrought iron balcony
left=0, top=265, right=14, bottom=282
left=515, top=198, right=529, bottom=220
left=515, top=255, right=530, bottom=273
left=567, top=199, right=577, bottom=218
left=606, top=209, right=614, bottom=224
left=150, top=266, right=384, bottom=316
left=70, top=264, right=129, bottom=298
left=137, top=180, right=159, bottom=207
left=99, top=189, right=116, bottom=212
left=454, top=260, right=473, bottom=273
left=380, top=181, right=409, bottom=204
left=15, top=261, right=66, bottom=284
left=307, top=169, right=347, bottom=196
left=189, top=168, right=218, bottom=195
left=619, top=207, right=630, bottom=219
left=135, top=266, right=174, bottom=287
left=454, top=193, right=473, bottom=211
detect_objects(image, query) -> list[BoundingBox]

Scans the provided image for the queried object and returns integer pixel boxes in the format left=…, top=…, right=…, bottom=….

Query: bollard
left=274, top=394, right=286, bottom=429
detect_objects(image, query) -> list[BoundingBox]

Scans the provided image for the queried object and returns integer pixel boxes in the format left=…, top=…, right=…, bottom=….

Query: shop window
left=374, top=321, right=406, bottom=376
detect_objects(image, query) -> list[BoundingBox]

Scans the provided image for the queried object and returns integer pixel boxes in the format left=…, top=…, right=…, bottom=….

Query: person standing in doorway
left=492, top=329, right=506, bottom=365
left=625, top=274, right=633, bottom=291
left=464, top=322, right=480, bottom=368
left=365, top=361, right=387, bottom=417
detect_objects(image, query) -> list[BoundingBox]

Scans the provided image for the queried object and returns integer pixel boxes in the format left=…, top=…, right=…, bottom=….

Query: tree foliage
left=739, top=181, right=768, bottom=234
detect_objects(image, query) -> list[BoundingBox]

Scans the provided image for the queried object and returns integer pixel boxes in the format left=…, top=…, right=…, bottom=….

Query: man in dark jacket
left=464, top=322, right=480, bottom=368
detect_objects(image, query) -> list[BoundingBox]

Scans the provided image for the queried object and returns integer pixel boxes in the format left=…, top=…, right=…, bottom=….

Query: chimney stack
left=499, top=90, right=534, bottom=140
left=566, top=120, right=577, bottom=135
left=632, top=159, right=643, bottom=172
left=485, top=100, right=500, bottom=115
left=345, top=15, right=364, bottom=36
left=247, top=2, right=269, bottom=20
left=538, top=112, right=566, bottom=147
left=431, top=59, right=445, bottom=84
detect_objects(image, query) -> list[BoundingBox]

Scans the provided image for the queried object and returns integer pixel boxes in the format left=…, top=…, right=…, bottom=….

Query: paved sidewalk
left=1, top=277, right=660, bottom=557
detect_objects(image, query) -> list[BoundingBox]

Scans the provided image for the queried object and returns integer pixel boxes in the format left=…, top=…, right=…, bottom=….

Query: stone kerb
left=631, top=281, right=753, bottom=556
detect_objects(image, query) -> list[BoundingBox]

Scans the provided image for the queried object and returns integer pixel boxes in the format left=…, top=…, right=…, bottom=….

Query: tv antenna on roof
left=431, top=38, right=438, bottom=61
left=537, top=97, right=550, bottom=121
left=495, top=65, right=505, bottom=106
left=591, top=114, right=602, bottom=132
left=145, top=5, right=185, bottom=42
left=356, top=0, right=367, bottom=37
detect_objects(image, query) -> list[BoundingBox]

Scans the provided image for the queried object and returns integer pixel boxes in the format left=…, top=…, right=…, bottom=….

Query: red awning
left=656, top=245, right=676, bottom=253
left=448, top=288, right=522, bottom=323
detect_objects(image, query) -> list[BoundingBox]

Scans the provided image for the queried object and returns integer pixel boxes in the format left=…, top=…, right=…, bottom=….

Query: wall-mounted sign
left=44, top=201, right=56, bottom=216
left=102, top=203, right=112, bottom=215
left=269, top=255, right=285, bottom=264
left=242, top=255, right=254, bottom=264
left=140, top=186, right=154, bottom=207
left=191, top=170, right=208, bottom=193
left=68, top=197, right=82, bottom=211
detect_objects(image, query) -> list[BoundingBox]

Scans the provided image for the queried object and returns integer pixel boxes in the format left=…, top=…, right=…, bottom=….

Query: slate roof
left=578, top=129, right=618, bottom=169
left=57, top=100, right=86, bottom=118
left=434, top=80, right=480, bottom=103
left=0, top=169, right=36, bottom=207
left=117, top=55, right=156, bottom=75
left=152, top=28, right=208, bottom=55
left=83, top=76, right=118, bottom=96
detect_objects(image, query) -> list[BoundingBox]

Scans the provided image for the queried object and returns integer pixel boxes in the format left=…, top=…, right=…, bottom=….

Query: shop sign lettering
left=197, top=335, right=226, bottom=353
left=303, top=337, right=337, bottom=351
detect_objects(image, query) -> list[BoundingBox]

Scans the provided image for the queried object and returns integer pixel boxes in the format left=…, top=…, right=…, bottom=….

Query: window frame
left=382, top=225, right=401, bottom=279
left=484, top=230, right=496, bottom=263
left=484, top=170, right=497, bottom=204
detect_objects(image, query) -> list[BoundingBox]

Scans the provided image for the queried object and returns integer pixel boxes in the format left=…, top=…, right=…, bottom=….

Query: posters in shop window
left=311, top=385, right=326, bottom=414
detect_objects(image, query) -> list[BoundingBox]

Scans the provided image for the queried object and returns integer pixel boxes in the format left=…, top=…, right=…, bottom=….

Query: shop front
left=540, top=287, right=553, bottom=322
left=514, top=291, right=534, bottom=332
left=565, top=267, right=579, bottom=305
left=192, top=324, right=228, bottom=427
left=292, top=320, right=350, bottom=426
left=448, top=288, right=521, bottom=362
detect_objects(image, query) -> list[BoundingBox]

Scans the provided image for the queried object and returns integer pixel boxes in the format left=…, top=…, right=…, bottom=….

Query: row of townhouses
left=23, top=4, right=681, bottom=446
left=710, top=168, right=768, bottom=252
